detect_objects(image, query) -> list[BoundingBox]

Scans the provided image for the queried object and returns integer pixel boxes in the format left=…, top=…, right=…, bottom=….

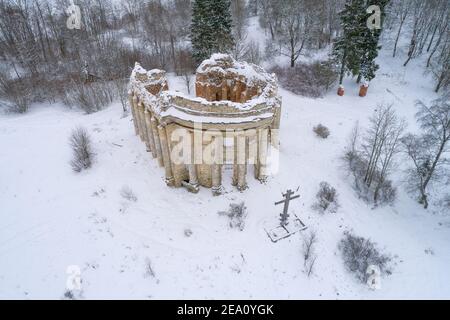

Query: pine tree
left=357, top=0, right=390, bottom=83
left=333, top=0, right=367, bottom=85
left=191, top=0, right=235, bottom=65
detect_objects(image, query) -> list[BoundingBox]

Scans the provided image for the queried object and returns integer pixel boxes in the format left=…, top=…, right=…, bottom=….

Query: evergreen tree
left=333, top=0, right=367, bottom=85
left=357, top=0, right=390, bottom=83
left=191, top=0, right=235, bottom=65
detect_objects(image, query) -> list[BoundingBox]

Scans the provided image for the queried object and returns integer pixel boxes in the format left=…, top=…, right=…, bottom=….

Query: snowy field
left=1, top=46, right=450, bottom=299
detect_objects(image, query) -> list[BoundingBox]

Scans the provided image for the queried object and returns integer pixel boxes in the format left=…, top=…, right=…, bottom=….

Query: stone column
left=151, top=117, right=164, bottom=167
left=145, top=109, right=157, bottom=158
left=157, top=125, right=174, bottom=186
left=182, top=164, right=200, bottom=193
left=188, top=164, right=199, bottom=186
left=139, top=103, right=151, bottom=151
left=210, top=135, right=223, bottom=195
left=236, top=134, right=248, bottom=191
left=129, top=93, right=139, bottom=135
left=232, top=135, right=238, bottom=186
left=211, top=164, right=222, bottom=196
left=133, top=96, right=142, bottom=138
left=270, top=127, right=279, bottom=150
left=137, top=102, right=146, bottom=142
left=258, top=128, right=269, bottom=182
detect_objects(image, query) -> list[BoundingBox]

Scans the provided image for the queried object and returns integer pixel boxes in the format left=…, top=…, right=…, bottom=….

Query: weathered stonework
left=128, top=54, right=281, bottom=195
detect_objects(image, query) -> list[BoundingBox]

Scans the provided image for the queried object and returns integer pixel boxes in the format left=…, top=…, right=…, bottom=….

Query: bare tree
left=277, top=0, right=315, bottom=68
left=403, top=1, right=429, bottom=66
left=113, top=78, right=129, bottom=114
left=302, top=231, right=317, bottom=277
left=243, top=40, right=262, bottom=65
left=428, top=36, right=450, bottom=93
left=176, top=49, right=195, bottom=94
left=344, top=105, right=406, bottom=205
left=390, top=0, right=409, bottom=58
left=402, top=0, right=449, bottom=67
left=258, top=0, right=283, bottom=41
left=402, top=96, right=450, bottom=209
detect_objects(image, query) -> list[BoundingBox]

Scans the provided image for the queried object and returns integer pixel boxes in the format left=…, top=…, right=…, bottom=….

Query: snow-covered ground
left=1, top=44, right=450, bottom=299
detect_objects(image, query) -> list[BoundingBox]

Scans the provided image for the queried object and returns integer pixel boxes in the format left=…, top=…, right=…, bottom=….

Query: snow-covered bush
left=63, top=80, right=115, bottom=114
left=120, top=186, right=137, bottom=202
left=313, top=124, right=330, bottom=139
left=313, top=182, right=339, bottom=214
left=269, top=61, right=337, bottom=98
left=62, top=289, right=83, bottom=300
left=218, top=202, right=248, bottom=231
left=0, top=67, right=31, bottom=114
left=184, top=229, right=193, bottom=237
left=302, top=231, right=318, bottom=277
left=345, top=149, right=397, bottom=205
left=339, top=231, right=392, bottom=283
left=69, top=127, right=94, bottom=173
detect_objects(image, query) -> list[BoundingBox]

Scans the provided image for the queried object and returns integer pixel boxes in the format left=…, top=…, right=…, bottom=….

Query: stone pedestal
left=359, top=84, right=368, bottom=97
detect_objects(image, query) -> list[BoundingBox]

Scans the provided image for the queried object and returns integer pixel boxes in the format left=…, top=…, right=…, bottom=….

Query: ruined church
left=128, top=54, right=281, bottom=195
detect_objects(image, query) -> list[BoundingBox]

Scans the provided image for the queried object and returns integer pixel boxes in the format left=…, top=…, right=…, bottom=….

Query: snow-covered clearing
left=0, top=48, right=449, bottom=299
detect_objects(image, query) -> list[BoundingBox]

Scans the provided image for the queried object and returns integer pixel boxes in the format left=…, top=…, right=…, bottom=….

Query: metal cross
left=275, top=189, right=300, bottom=226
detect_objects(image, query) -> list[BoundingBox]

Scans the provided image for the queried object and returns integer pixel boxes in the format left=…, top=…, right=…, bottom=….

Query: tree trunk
left=290, top=38, right=295, bottom=68
left=356, top=73, right=362, bottom=84
left=419, top=188, right=428, bottom=209
left=393, top=18, right=405, bottom=57
left=338, top=51, right=347, bottom=85
left=435, top=73, right=444, bottom=92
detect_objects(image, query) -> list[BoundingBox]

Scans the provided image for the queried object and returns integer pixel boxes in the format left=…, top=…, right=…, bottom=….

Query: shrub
left=69, top=127, right=94, bottom=172
left=339, top=231, right=392, bottom=283
left=313, top=182, right=339, bottom=214
left=218, top=202, right=248, bottom=231
left=0, top=68, right=31, bottom=113
left=302, top=231, right=318, bottom=277
left=184, top=229, right=193, bottom=237
left=313, top=124, right=330, bottom=139
left=62, top=289, right=83, bottom=300
left=345, top=150, right=397, bottom=205
left=63, top=80, right=115, bottom=114
left=120, top=185, right=137, bottom=202
left=269, top=60, right=337, bottom=98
